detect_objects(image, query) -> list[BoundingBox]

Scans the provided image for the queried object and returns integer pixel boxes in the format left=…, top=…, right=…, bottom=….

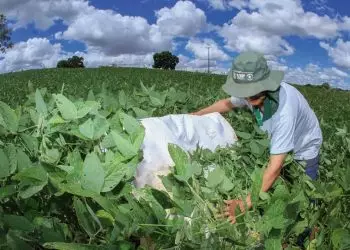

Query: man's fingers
left=224, top=200, right=234, bottom=205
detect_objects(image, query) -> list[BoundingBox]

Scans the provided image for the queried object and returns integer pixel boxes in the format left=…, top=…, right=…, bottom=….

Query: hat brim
left=222, top=70, right=284, bottom=98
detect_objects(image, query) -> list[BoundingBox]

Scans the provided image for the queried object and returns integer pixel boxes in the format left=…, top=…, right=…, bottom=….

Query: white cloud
left=331, top=67, right=349, bottom=78
left=0, top=38, right=63, bottom=73
left=206, top=0, right=249, bottom=10
left=220, top=25, right=295, bottom=56
left=155, top=1, right=207, bottom=37
left=1, top=0, right=92, bottom=30
left=185, top=38, right=230, bottom=61
left=73, top=50, right=154, bottom=68
left=176, top=54, right=228, bottom=74
left=215, top=0, right=350, bottom=57
left=56, top=10, right=173, bottom=55
left=55, top=1, right=207, bottom=56
left=320, top=39, right=350, bottom=68
left=208, top=0, right=226, bottom=10
left=284, top=63, right=350, bottom=89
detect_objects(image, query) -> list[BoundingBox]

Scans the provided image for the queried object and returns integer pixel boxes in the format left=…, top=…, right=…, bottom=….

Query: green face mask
left=252, top=89, right=280, bottom=126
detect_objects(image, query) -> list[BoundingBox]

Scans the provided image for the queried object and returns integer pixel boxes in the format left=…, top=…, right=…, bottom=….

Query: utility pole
left=206, top=45, right=211, bottom=73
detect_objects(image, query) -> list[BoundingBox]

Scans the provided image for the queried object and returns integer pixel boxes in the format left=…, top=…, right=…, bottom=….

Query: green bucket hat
left=222, top=51, right=285, bottom=98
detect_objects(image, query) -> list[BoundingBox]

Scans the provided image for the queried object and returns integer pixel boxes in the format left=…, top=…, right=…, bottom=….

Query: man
left=191, top=51, right=323, bottom=224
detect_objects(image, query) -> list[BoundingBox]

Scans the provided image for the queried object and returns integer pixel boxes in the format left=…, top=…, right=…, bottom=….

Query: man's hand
left=224, top=194, right=252, bottom=224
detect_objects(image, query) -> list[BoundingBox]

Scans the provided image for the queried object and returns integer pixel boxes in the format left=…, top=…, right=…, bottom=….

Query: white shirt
left=230, top=82, right=323, bottom=161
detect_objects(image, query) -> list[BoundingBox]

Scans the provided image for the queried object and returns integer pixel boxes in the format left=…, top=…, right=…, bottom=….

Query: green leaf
left=251, top=168, right=263, bottom=205
left=0, top=148, right=10, bottom=178
left=20, top=134, right=39, bottom=155
left=54, top=94, right=78, bottom=120
left=81, top=152, right=105, bottom=193
left=44, top=242, right=110, bottom=250
left=35, top=89, right=48, bottom=116
left=206, top=167, right=225, bottom=188
left=168, top=144, right=189, bottom=177
left=3, top=214, right=35, bottom=232
left=77, top=101, right=100, bottom=118
left=17, top=149, right=32, bottom=171
left=120, top=112, right=141, bottom=135
left=250, top=140, right=264, bottom=155
left=332, top=229, right=350, bottom=249
left=256, top=139, right=270, bottom=147
left=264, top=236, right=282, bottom=250
left=219, top=176, right=234, bottom=192
left=40, top=148, right=61, bottom=165
left=79, top=118, right=94, bottom=139
left=93, top=116, right=109, bottom=140
left=13, top=165, right=48, bottom=198
left=110, top=130, right=138, bottom=158
left=0, top=101, right=19, bottom=133
left=73, top=197, right=99, bottom=238
left=6, top=230, right=32, bottom=250
left=119, top=90, right=127, bottom=108
left=102, top=163, right=126, bottom=193
left=87, top=89, right=95, bottom=101
left=235, top=131, right=252, bottom=140
left=132, top=107, right=150, bottom=118
left=149, top=91, right=166, bottom=107
left=0, top=185, right=17, bottom=199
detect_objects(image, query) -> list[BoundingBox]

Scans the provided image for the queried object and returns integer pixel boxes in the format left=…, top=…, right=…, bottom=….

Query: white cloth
left=134, top=112, right=238, bottom=190
left=230, top=82, right=323, bottom=161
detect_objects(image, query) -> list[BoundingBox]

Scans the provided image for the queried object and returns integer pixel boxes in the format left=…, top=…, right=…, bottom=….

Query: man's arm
left=261, top=153, right=287, bottom=192
left=191, top=98, right=235, bottom=115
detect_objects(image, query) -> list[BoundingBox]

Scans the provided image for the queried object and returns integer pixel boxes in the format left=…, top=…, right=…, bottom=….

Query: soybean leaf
left=20, top=134, right=39, bottom=155
left=44, top=242, right=110, bottom=250
left=251, top=167, right=264, bottom=205
left=0, top=101, right=19, bottom=133
left=250, top=140, right=264, bottom=156
left=81, top=152, right=105, bottom=193
left=168, top=144, right=189, bottom=178
left=54, top=94, right=77, bottom=120
left=3, top=214, right=35, bottom=232
left=0, top=185, right=17, bottom=200
left=79, top=118, right=94, bottom=139
left=0, top=148, right=10, bottom=178
left=93, top=116, right=109, bottom=140
left=235, top=131, right=252, bottom=140
left=5, top=144, right=17, bottom=174
left=13, top=165, right=48, bottom=199
left=77, top=101, right=100, bottom=118
left=206, top=167, right=225, bottom=188
left=17, top=149, right=32, bottom=171
left=120, top=112, right=141, bottom=135
left=110, top=130, right=138, bottom=158
left=132, top=107, right=150, bottom=119
left=118, top=90, right=127, bottom=108
left=6, top=230, right=32, bottom=250
left=73, top=197, right=98, bottom=238
left=35, top=89, right=47, bottom=116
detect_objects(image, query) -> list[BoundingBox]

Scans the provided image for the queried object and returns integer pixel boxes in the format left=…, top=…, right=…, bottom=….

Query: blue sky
left=1, top=0, right=350, bottom=89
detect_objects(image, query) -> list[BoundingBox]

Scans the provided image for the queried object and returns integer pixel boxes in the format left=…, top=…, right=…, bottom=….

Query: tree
left=153, top=51, right=179, bottom=70
left=0, top=14, right=13, bottom=53
left=57, top=56, right=85, bottom=68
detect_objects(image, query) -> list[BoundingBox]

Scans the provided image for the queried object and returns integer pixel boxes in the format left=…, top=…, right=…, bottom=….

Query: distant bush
left=57, top=56, right=85, bottom=68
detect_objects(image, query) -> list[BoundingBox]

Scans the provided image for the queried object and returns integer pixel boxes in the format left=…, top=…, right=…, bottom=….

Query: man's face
left=245, top=92, right=266, bottom=108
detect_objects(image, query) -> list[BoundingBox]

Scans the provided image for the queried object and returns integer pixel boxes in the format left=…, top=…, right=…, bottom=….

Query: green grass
left=1, top=67, right=349, bottom=140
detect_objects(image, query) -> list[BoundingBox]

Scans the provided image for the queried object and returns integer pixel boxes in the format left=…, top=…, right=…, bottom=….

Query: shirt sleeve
left=230, top=96, right=248, bottom=107
left=270, top=113, right=296, bottom=155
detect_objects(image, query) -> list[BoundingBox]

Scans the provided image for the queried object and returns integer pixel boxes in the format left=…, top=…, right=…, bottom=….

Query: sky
left=1, top=0, right=350, bottom=89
